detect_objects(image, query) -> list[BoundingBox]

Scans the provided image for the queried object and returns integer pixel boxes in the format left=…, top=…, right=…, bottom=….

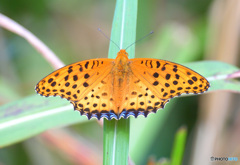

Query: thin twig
left=0, top=13, right=104, bottom=127
left=207, top=70, right=240, bottom=81
left=0, top=13, right=64, bottom=69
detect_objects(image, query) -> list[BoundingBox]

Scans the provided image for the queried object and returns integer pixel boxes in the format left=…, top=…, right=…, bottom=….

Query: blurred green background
left=1, top=0, right=240, bottom=165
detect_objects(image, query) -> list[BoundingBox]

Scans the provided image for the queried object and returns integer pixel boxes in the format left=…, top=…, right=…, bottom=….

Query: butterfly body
left=36, top=49, right=210, bottom=120
left=111, top=50, right=132, bottom=110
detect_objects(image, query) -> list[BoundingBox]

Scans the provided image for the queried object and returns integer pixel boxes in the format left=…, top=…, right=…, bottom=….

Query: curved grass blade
left=0, top=95, right=87, bottom=147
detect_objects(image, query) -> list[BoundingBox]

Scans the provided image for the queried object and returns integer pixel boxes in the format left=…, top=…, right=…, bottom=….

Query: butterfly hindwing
left=71, top=74, right=117, bottom=120
left=120, top=74, right=169, bottom=118
left=71, top=71, right=171, bottom=120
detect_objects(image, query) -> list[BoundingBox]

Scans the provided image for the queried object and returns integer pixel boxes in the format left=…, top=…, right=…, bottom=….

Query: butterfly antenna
left=98, top=28, right=120, bottom=50
left=125, top=31, right=154, bottom=50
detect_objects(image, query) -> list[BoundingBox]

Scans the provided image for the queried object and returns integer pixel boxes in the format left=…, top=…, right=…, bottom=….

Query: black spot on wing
left=85, top=61, right=89, bottom=69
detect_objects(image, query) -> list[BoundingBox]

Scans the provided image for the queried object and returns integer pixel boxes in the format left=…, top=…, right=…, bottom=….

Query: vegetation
left=0, top=0, right=240, bottom=165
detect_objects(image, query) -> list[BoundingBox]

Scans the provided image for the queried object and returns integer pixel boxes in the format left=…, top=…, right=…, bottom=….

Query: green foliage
left=0, top=95, right=87, bottom=147
left=170, top=127, right=187, bottom=165
left=0, top=1, right=240, bottom=165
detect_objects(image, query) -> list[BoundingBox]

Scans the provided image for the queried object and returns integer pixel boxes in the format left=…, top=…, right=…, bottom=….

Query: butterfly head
left=117, top=49, right=128, bottom=57
left=115, top=49, right=129, bottom=66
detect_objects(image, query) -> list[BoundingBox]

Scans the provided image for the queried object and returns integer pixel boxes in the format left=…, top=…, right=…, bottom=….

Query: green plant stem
left=103, top=119, right=130, bottom=165
left=171, top=126, right=187, bottom=165
left=103, top=0, right=138, bottom=164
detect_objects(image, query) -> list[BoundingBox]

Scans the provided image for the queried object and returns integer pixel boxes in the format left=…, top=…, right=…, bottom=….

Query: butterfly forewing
left=35, top=59, right=114, bottom=102
left=130, top=58, right=210, bottom=100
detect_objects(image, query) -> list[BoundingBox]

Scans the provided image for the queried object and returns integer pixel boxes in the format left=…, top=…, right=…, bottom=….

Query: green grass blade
left=170, top=126, right=187, bottom=165
left=108, top=0, right=137, bottom=57
left=103, top=0, right=138, bottom=164
left=0, top=95, right=87, bottom=147
left=103, top=119, right=130, bottom=165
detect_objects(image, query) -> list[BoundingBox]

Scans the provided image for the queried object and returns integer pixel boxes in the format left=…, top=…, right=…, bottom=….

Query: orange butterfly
left=35, top=49, right=210, bottom=120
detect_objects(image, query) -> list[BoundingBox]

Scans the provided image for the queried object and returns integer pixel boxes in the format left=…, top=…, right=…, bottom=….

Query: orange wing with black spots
left=130, top=59, right=210, bottom=100
left=36, top=49, right=210, bottom=120
left=35, top=59, right=114, bottom=103
left=113, top=58, right=210, bottom=119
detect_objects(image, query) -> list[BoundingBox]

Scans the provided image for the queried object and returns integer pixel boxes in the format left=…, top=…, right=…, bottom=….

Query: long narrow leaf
left=103, top=0, right=138, bottom=164
left=0, top=95, right=87, bottom=147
